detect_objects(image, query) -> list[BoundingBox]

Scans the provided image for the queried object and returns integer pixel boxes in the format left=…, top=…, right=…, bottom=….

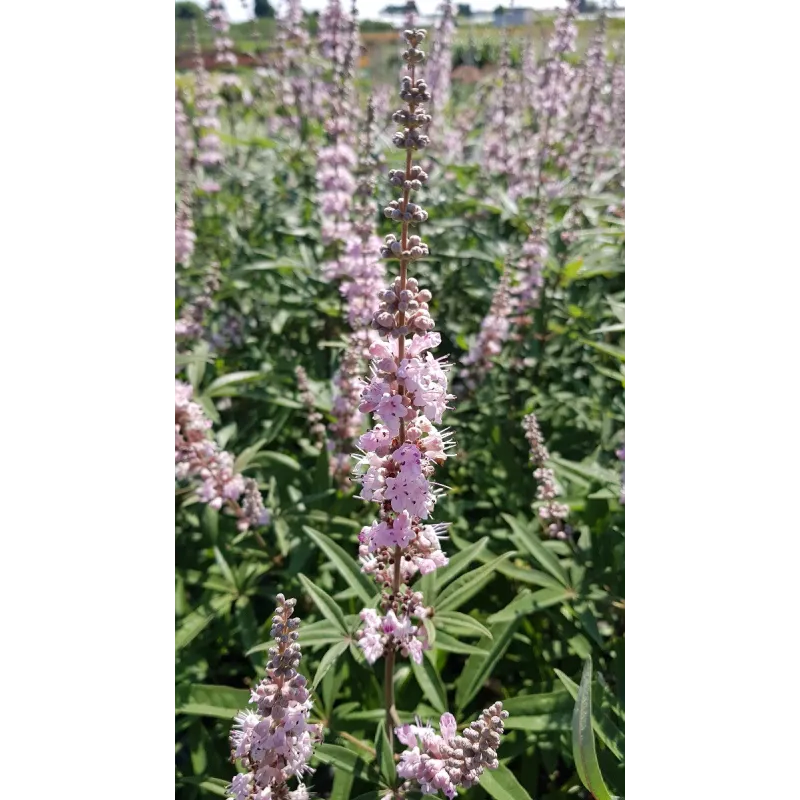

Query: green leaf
left=412, top=650, right=448, bottom=713
left=502, top=513, right=569, bottom=587
left=176, top=684, right=250, bottom=718
left=204, top=371, right=263, bottom=397
left=312, top=640, right=349, bottom=691
left=175, top=594, right=234, bottom=652
left=257, top=451, right=301, bottom=471
left=197, top=778, right=229, bottom=797
left=213, top=547, right=237, bottom=591
left=570, top=658, right=616, bottom=800
left=298, top=574, right=347, bottom=634
left=480, top=762, right=534, bottom=800
left=436, top=552, right=515, bottom=613
left=329, top=769, right=354, bottom=800
left=579, top=338, right=625, bottom=362
left=555, top=669, right=625, bottom=762
left=487, top=587, right=574, bottom=623
left=503, top=712, right=572, bottom=731
left=314, top=743, right=375, bottom=781
left=433, top=629, right=492, bottom=656
left=303, top=526, right=376, bottom=605
left=233, top=438, right=267, bottom=472
left=437, top=537, right=489, bottom=589
left=375, top=720, right=396, bottom=783
left=502, top=690, right=572, bottom=716
left=434, top=611, right=493, bottom=639
left=455, top=619, right=520, bottom=712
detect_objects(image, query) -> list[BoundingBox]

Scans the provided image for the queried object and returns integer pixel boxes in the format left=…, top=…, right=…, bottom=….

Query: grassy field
left=176, top=15, right=625, bottom=61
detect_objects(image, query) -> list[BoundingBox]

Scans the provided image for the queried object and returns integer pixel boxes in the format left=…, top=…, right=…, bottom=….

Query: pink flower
left=376, top=394, right=408, bottom=435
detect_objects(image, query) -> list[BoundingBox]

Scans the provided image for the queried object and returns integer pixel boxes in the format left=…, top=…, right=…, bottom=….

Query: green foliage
left=253, top=0, right=275, bottom=18
left=175, top=1, right=203, bottom=20
left=175, top=49, right=624, bottom=799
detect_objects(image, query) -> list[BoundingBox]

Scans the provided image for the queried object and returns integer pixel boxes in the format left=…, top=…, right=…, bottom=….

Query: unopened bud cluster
left=370, top=275, right=435, bottom=337
left=522, top=413, right=572, bottom=540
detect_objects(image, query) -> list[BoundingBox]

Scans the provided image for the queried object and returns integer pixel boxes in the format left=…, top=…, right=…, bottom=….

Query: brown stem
left=385, top=58, right=421, bottom=744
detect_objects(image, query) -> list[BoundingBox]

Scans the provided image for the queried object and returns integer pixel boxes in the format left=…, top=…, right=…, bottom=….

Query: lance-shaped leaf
left=479, top=762, right=534, bottom=800
left=455, top=619, right=520, bottom=713
left=298, top=574, right=348, bottom=634
left=488, top=586, right=574, bottom=624
left=434, top=611, right=493, bottom=639
left=569, top=658, right=617, bottom=800
left=375, top=720, right=396, bottom=784
left=176, top=684, right=251, bottom=719
left=436, top=552, right=515, bottom=614
left=303, top=526, right=376, bottom=605
left=555, top=667, right=625, bottom=762
left=313, top=743, right=375, bottom=781
left=312, top=640, right=349, bottom=691
left=502, top=513, right=569, bottom=587
left=412, top=650, right=448, bottom=713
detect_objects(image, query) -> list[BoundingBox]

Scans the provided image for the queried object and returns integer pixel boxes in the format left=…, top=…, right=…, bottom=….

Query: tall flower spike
left=175, top=88, right=196, bottom=265
left=353, top=26, right=455, bottom=743
left=192, top=22, right=224, bottom=193
left=295, top=366, right=326, bottom=450
left=522, top=413, right=572, bottom=540
left=460, top=268, right=512, bottom=391
left=227, top=594, right=323, bottom=800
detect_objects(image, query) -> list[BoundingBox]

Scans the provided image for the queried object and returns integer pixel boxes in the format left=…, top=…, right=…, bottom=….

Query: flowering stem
left=384, top=543, right=404, bottom=742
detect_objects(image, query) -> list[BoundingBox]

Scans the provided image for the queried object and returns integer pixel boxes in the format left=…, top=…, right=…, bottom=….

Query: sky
left=219, top=0, right=626, bottom=23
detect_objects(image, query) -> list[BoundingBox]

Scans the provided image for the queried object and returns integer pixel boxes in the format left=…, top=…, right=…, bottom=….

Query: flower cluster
left=460, top=269, right=512, bottom=390
left=482, top=38, right=520, bottom=181
left=359, top=601, right=428, bottom=665
left=425, top=0, right=456, bottom=113
left=227, top=594, right=322, bottom=800
left=329, top=338, right=363, bottom=484
left=522, top=413, right=571, bottom=540
left=395, top=704, right=508, bottom=799
left=351, top=28, right=456, bottom=670
left=175, top=263, right=220, bottom=344
left=513, top=227, right=548, bottom=315
left=176, top=381, right=270, bottom=531
left=175, top=89, right=196, bottom=265
left=207, top=0, right=238, bottom=69
left=192, top=24, right=224, bottom=192
left=295, top=366, right=326, bottom=450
